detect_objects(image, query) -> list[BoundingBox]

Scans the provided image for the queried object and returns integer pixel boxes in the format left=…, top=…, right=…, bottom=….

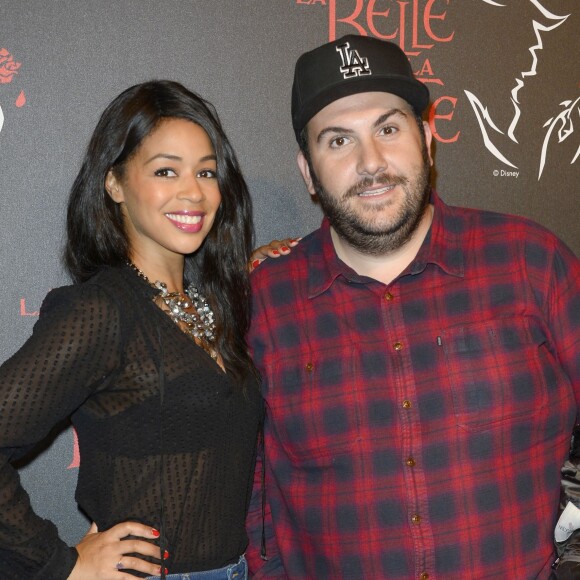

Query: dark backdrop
left=1, top=0, right=578, bottom=545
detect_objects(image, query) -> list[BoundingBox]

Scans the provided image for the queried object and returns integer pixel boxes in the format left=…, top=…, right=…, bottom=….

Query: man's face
left=298, top=91, right=433, bottom=256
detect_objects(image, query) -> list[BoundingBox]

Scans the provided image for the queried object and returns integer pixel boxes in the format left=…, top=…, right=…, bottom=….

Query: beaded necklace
left=127, top=262, right=218, bottom=360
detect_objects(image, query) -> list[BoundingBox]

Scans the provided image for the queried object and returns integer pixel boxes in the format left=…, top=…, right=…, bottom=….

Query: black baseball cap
left=291, top=34, right=430, bottom=142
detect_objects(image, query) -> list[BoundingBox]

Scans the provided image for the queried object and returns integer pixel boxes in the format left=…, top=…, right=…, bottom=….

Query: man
left=246, top=34, right=580, bottom=579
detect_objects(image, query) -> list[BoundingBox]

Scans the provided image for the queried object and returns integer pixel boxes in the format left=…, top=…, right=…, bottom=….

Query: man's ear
left=105, top=170, right=124, bottom=203
left=422, top=120, right=434, bottom=167
left=297, top=151, right=317, bottom=197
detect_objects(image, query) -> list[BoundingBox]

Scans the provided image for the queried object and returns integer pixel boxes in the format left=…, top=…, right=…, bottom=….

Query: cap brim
left=294, top=75, right=430, bottom=139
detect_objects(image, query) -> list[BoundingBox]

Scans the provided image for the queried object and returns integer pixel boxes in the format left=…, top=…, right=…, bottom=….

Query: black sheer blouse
left=0, top=266, right=262, bottom=579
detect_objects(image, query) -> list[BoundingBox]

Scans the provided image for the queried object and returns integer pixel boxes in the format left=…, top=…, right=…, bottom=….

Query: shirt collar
left=411, top=190, right=465, bottom=278
left=307, top=190, right=464, bottom=298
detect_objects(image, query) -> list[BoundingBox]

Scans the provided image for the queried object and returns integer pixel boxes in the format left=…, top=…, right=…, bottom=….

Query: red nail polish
left=165, top=568, right=169, bottom=575
left=281, top=246, right=289, bottom=252
left=151, top=528, right=160, bottom=537
left=251, top=260, right=260, bottom=269
left=163, top=550, right=170, bottom=559
left=273, top=250, right=280, bottom=255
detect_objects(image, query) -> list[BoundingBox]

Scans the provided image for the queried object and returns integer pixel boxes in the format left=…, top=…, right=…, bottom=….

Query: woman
left=0, top=80, right=262, bottom=579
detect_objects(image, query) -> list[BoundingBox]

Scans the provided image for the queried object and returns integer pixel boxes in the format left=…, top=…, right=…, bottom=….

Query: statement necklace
left=127, top=262, right=218, bottom=360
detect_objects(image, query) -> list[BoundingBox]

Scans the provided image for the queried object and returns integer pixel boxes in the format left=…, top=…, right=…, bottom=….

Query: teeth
left=359, top=185, right=394, bottom=197
left=166, top=213, right=202, bottom=224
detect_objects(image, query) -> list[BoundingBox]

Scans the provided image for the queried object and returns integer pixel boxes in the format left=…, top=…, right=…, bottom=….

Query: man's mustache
left=344, top=173, right=408, bottom=199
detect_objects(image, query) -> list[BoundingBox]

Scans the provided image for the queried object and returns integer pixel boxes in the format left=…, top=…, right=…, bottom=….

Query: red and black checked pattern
left=246, top=192, right=580, bottom=580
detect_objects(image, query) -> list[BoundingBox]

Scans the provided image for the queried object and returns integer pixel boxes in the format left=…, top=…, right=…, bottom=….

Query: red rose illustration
left=0, top=48, right=21, bottom=84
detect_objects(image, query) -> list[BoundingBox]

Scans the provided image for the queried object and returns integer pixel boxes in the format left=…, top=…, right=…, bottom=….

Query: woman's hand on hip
left=68, top=521, right=166, bottom=579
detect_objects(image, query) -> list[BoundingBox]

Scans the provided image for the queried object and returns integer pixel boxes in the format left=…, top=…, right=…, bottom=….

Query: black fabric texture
left=0, top=266, right=262, bottom=578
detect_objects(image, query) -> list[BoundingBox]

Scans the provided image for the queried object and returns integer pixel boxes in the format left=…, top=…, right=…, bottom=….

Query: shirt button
left=305, top=362, right=314, bottom=372
left=406, top=457, right=416, bottom=467
left=411, top=514, right=421, bottom=524
left=393, top=341, right=403, bottom=351
left=383, top=291, right=394, bottom=301
left=420, top=573, right=429, bottom=580
left=402, top=400, right=412, bottom=409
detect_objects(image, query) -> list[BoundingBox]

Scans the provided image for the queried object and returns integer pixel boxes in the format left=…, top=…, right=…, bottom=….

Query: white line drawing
left=0, top=104, right=4, bottom=133
left=539, top=97, right=580, bottom=180
left=464, top=90, right=517, bottom=168
left=465, top=0, right=572, bottom=178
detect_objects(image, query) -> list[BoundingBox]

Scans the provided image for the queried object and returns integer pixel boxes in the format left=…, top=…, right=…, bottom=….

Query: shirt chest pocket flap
left=441, top=318, right=553, bottom=431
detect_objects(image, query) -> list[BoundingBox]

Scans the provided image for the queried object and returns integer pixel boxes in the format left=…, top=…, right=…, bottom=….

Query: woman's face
left=106, top=117, right=221, bottom=266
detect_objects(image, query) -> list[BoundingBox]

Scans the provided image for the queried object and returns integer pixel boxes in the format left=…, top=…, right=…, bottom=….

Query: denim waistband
left=146, top=554, right=247, bottom=580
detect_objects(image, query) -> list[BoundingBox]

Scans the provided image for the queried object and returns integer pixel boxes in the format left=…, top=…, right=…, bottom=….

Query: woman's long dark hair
left=65, top=80, right=256, bottom=380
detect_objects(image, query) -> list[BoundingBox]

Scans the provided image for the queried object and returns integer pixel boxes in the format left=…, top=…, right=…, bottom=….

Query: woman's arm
left=0, top=283, right=161, bottom=579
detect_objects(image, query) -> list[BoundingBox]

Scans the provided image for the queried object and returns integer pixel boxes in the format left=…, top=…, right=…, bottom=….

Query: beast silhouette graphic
left=465, top=1, right=578, bottom=180
left=540, top=96, right=580, bottom=179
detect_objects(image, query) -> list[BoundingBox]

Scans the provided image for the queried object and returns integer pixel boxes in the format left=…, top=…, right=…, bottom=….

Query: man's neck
left=330, top=204, right=434, bottom=285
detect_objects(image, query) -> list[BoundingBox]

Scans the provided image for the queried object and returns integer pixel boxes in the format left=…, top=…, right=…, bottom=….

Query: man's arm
left=245, top=436, right=287, bottom=578
left=540, top=236, right=580, bottom=398
left=246, top=267, right=289, bottom=578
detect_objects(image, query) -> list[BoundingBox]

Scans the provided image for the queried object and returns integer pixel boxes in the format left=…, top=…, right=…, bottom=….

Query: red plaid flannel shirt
left=246, top=192, right=580, bottom=579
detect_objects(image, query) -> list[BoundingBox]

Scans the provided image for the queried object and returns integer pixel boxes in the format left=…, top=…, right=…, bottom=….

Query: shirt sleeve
left=245, top=275, right=287, bottom=579
left=0, top=282, right=122, bottom=579
left=536, top=236, right=580, bottom=409
left=245, top=435, right=286, bottom=579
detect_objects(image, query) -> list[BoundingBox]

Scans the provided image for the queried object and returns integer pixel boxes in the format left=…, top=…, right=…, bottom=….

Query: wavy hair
left=65, top=80, right=255, bottom=380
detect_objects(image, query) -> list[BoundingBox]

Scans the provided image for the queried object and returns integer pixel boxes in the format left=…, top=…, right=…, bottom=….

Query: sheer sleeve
left=0, top=282, right=122, bottom=579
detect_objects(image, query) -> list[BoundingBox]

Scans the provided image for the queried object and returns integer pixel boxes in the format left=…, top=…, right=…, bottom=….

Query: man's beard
left=309, top=147, right=432, bottom=256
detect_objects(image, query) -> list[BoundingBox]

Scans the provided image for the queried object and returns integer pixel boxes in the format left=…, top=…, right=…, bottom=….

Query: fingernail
left=272, top=250, right=280, bottom=255
left=165, top=568, right=169, bottom=575
left=251, top=260, right=261, bottom=269
left=163, top=550, right=170, bottom=559
left=281, top=246, right=289, bottom=252
left=151, top=528, right=160, bottom=537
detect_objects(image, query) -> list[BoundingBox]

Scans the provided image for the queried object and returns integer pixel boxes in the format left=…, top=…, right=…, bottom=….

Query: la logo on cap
left=336, top=42, right=372, bottom=79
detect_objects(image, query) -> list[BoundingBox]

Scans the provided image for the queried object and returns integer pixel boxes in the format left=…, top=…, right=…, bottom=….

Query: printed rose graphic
left=0, top=48, right=21, bottom=84
left=0, top=48, right=25, bottom=134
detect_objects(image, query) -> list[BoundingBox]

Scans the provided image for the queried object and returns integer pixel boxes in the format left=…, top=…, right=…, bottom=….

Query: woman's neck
left=128, top=252, right=186, bottom=293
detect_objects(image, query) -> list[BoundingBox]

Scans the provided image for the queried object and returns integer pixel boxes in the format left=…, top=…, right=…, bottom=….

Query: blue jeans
left=146, top=554, right=247, bottom=580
